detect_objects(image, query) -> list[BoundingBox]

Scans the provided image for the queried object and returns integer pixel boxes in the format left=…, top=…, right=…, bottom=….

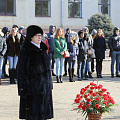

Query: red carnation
left=95, top=104, right=99, bottom=109
left=98, top=92, right=102, bottom=96
left=76, top=94, right=80, bottom=98
left=74, top=98, right=79, bottom=103
left=103, top=102, right=107, bottom=106
left=89, top=90, right=93, bottom=94
left=78, top=103, right=82, bottom=109
left=82, top=106, right=86, bottom=111
left=86, top=104, right=90, bottom=108
left=106, top=92, right=110, bottom=95
left=90, top=82, right=94, bottom=86
left=102, top=88, right=107, bottom=92
left=84, top=94, right=88, bottom=99
left=110, top=99, right=115, bottom=105
left=80, top=88, right=85, bottom=95
left=95, top=86, right=98, bottom=89
left=103, top=96, right=107, bottom=100
left=98, top=84, right=103, bottom=89
left=96, top=97, right=100, bottom=101
left=90, top=86, right=94, bottom=89
left=103, top=94, right=108, bottom=97
left=92, top=93, right=96, bottom=97
left=87, top=98, right=91, bottom=102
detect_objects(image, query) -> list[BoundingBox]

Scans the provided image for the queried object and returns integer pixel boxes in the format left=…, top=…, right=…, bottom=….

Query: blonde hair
left=54, top=28, right=65, bottom=40
left=0, top=29, right=4, bottom=37
left=96, top=29, right=104, bottom=38
left=71, top=35, right=77, bottom=46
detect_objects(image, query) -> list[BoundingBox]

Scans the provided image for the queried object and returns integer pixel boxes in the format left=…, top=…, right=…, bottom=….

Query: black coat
left=6, top=34, right=20, bottom=57
left=93, top=36, right=106, bottom=60
left=18, top=41, right=53, bottom=120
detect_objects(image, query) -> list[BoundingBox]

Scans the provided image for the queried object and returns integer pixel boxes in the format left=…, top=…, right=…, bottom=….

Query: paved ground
left=0, top=60, right=120, bottom=120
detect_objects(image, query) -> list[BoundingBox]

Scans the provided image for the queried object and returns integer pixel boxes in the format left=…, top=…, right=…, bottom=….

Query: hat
left=19, top=26, right=24, bottom=30
left=26, top=25, right=43, bottom=41
left=2, top=27, right=10, bottom=34
left=12, top=24, right=18, bottom=28
left=91, top=29, right=97, bottom=35
left=66, top=28, right=71, bottom=32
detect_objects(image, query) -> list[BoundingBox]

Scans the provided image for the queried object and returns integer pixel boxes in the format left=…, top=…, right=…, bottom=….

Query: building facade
left=0, top=0, right=119, bottom=31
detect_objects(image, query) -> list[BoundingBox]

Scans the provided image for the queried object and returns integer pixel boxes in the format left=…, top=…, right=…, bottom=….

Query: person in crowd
left=42, top=32, right=49, bottom=54
left=18, top=26, right=25, bottom=49
left=91, top=29, right=97, bottom=73
left=47, top=25, right=56, bottom=76
left=93, top=29, right=106, bottom=78
left=77, top=30, right=88, bottom=81
left=1, top=27, right=10, bottom=79
left=12, top=24, right=18, bottom=32
left=0, top=29, right=7, bottom=85
left=108, top=27, right=120, bottom=78
left=6, top=28, right=20, bottom=84
left=63, top=28, right=71, bottom=76
left=67, top=33, right=78, bottom=82
left=17, top=25, right=53, bottom=120
left=53, top=28, right=67, bottom=83
left=83, top=27, right=93, bottom=79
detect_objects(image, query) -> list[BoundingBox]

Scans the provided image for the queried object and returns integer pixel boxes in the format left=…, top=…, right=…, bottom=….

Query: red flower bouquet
left=73, top=79, right=115, bottom=120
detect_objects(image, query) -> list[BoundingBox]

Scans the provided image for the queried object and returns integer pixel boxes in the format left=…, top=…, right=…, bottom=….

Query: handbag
left=88, top=48, right=95, bottom=58
left=58, top=39, right=70, bottom=58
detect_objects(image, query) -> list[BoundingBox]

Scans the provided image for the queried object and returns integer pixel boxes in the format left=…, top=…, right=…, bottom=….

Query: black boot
left=59, top=75, right=63, bottom=83
left=96, top=66, right=100, bottom=78
left=88, top=72, right=93, bottom=78
left=68, top=69, right=73, bottom=82
left=9, top=69, right=16, bottom=84
left=72, top=68, right=75, bottom=82
left=99, top=66, right=103, bottom=78
left=63, top=72, right=67, bottom=76
left=56, top=76, right=60, bottom=83
left=52, top=70, right=56, bottom=76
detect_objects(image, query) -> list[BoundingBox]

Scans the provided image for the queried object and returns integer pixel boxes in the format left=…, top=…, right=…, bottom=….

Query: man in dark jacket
left=47, top=25, right=56, bottom=76
left=77, top=30, right=88, bottom=81
left=63, top=28, right=71, bottom=76
left=108, top=27, right=120, bottom=78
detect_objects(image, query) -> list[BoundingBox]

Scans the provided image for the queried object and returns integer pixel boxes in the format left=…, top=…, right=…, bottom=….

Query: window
left=35, top=0, right=51, bottom=17
left=98, top=0, right=111, bottom=16
left=0, top=0, right=16, bottom=16
left=68, top=0, right=82, bottom=18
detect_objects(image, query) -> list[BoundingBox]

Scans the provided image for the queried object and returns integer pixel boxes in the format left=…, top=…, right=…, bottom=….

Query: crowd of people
left=0, top=25, right=120, bottom=85
left=0, top=24, right=120, bottom=120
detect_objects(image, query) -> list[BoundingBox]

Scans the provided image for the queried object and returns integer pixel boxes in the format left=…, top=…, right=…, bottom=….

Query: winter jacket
left=18, top=41, right=53, bottom=120
left=108, top=27, right=120, bottom=52
left=93, top=36, right=106, bottom=59
left=77, top=38, right=88, bottom=61
left=6, top=34, right=20, bottom=57
left=67, top=43, right=78, bottom=61
left=53, top=37, right=67, bottom=59
left=47, top=25, right=55, bottom=53
left=0, top=36, right=7, bottom=57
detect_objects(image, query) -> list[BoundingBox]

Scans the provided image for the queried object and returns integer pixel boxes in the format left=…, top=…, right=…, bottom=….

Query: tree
left=87, top=13, right=114, bottom=41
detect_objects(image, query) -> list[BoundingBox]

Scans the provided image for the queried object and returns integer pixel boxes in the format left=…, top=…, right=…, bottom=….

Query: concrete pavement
left=0, top=60, right=120, bottom=120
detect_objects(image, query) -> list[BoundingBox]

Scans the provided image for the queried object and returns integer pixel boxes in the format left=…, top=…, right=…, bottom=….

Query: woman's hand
left=60, top=51, right=64, bottom=55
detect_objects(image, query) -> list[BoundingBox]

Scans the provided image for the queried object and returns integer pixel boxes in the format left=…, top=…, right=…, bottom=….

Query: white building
left=0, top=0, right=119, bottom=32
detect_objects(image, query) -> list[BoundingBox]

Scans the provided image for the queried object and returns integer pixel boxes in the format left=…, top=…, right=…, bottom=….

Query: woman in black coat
left=93, top=29, right=106, bottom=78
left=17, top=25, right=53, bottom=120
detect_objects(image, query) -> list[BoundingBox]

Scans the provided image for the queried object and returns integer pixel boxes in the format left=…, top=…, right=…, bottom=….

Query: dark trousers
left=48, top=52, right=55, bottom=71
left=91, top=58, right=94, bottom=72
left=96, top=59, right=103, bottom=75
left=64, top=58, right=68, bottom=74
